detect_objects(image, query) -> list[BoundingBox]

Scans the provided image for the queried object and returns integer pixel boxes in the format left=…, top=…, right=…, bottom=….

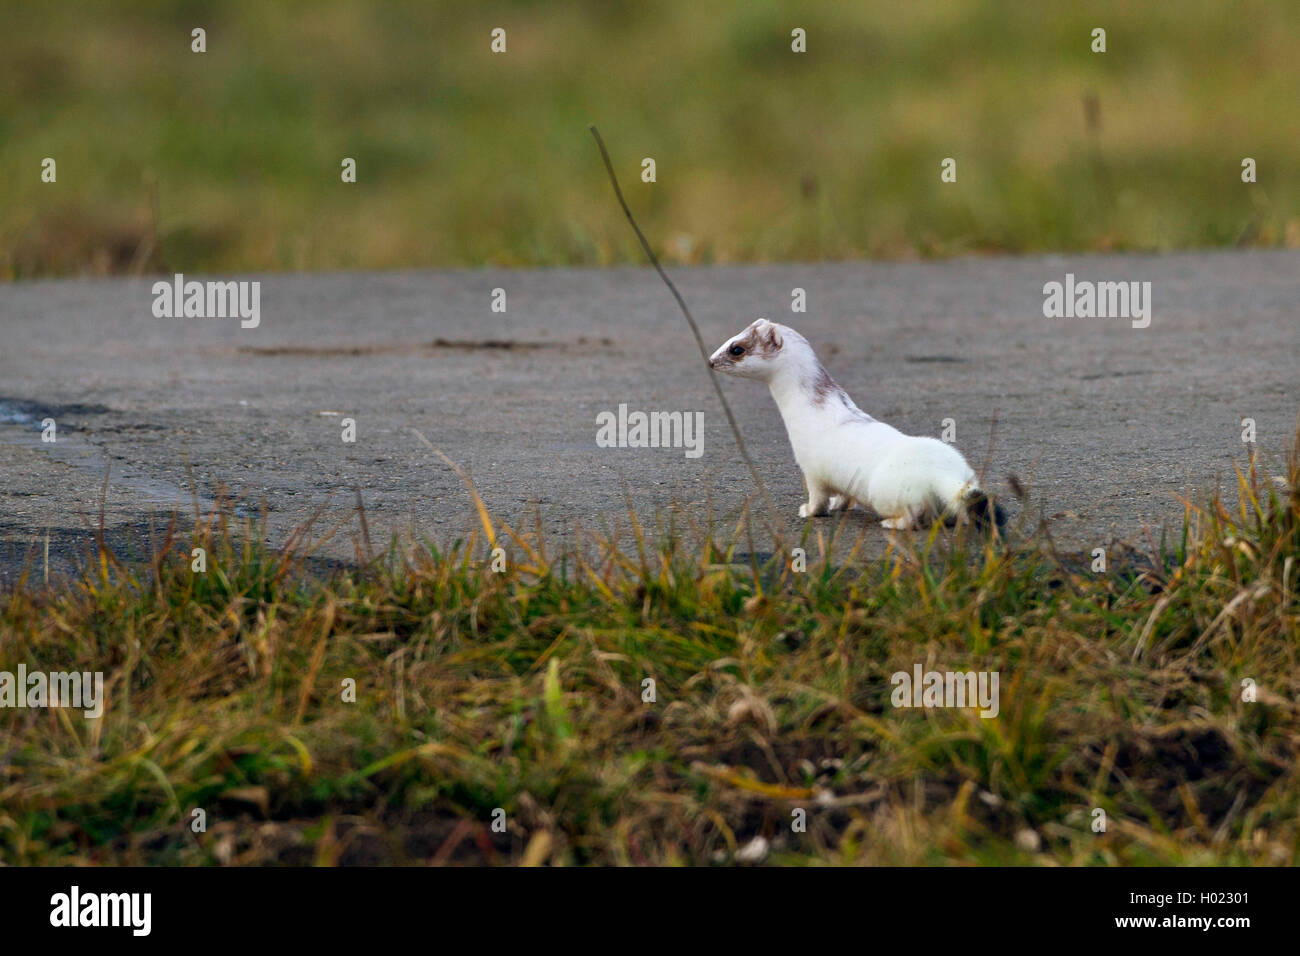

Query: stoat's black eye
left=728, top=344, right=745, bottom=357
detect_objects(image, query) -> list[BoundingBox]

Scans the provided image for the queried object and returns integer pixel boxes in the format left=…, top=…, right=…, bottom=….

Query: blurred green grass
left=2, top=0, right=1298, bottom=277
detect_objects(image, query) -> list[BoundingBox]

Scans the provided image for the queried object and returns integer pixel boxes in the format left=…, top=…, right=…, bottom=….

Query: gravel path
left=1, top=251, right=1296, bottom=580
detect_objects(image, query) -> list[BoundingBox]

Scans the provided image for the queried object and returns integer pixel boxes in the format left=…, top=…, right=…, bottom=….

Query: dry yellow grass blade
left=694, top=764, right=816, bottom=800
left=519, top=830, right=554, bottom=867
left=410, top=428, right=497, bottom=550
left=294, top=599, right=336, bottom=725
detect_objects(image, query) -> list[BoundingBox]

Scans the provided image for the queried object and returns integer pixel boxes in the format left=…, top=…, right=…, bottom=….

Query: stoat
left=708, top=319, right=1003, bottom=532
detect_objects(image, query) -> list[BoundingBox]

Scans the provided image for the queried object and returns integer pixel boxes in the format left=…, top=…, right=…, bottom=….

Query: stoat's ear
left=762, top=322, right=783, bottom=352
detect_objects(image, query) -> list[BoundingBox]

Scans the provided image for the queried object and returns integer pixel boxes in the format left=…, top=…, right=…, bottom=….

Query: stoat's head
left=708, top=318, right=796, bottom=381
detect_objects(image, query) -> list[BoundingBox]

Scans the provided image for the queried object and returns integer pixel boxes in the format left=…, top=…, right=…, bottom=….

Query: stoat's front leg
left=881, top=507, right=922, bottom=531
left=798, top=475, right=833, bottom=518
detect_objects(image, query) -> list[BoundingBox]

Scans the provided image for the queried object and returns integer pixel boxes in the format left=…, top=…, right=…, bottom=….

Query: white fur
left=708, top=319, right=980, bottom=530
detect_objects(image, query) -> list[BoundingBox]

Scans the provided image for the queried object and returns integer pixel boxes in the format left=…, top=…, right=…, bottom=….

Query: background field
left=2, top=0, right=1299, bottom=277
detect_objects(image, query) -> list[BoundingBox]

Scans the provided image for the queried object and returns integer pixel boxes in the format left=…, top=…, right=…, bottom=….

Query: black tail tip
left=966, top=490, right=1008, bottom=534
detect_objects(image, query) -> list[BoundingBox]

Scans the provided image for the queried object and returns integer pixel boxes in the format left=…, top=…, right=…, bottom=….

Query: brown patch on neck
left=809, top=365, right=848, bottom=406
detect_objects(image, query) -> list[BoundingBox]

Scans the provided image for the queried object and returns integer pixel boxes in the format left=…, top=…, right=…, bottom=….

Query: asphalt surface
left=1, top=251, right=1296, bottom=582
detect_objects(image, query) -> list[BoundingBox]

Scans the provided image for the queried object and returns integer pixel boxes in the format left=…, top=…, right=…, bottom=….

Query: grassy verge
left=1, top=445, right=1297, bottom=866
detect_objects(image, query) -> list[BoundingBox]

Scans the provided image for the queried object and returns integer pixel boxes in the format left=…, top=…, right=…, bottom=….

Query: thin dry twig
left=589, top=124, right=785, bottom=555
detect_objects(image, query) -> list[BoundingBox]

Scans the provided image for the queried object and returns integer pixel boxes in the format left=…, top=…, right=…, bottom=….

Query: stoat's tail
left=962, top=487, right=1006, bottom=534
left=936, top=473, right=1006, bottom=534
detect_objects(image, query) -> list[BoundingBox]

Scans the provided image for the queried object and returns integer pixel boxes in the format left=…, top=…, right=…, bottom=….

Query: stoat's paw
left=798, top=503, right=811, bottom=518
left=881, top=516, right=914, bottom=531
